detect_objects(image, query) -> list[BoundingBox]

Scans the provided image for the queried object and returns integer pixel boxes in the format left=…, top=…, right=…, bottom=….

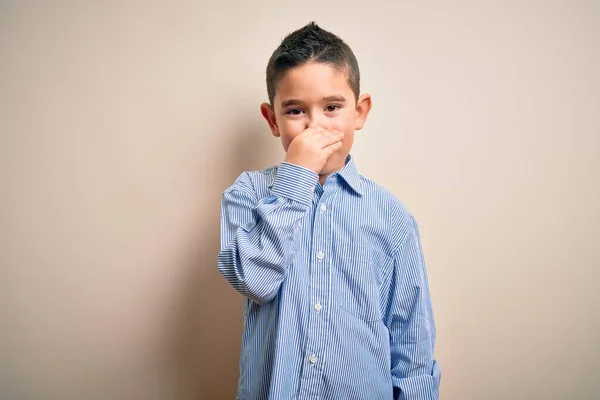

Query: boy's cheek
left=279, top=130, right=301, bottom=151
left=331, top=114, right=354, bottom=135
left=281, top=135, right=293, bottom=151
left=279, top=122, right=303, bottom=140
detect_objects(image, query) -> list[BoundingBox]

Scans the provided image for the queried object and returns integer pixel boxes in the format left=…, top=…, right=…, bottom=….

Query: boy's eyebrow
left=280, top=95, right=347, bottom=108
left=280, top=99, right=303, bottom=108
left=322, top=95, right=347, bottom=103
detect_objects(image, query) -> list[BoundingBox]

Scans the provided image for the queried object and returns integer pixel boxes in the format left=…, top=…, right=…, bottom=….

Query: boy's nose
left=307, top=118, right=328, bottom=131
left=307, top=120, right=321, bottom=130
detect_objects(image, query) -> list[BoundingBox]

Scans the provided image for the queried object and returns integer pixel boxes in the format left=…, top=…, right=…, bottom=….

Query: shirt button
left=320, top=204, right=327, bottom=213
left=310, top=186, right=315, bottom=194
left=317, top=251, right=324, bottom=261
left=309, top=354, right=318, bottom=364
left=314, top=303, right=322, bottom=312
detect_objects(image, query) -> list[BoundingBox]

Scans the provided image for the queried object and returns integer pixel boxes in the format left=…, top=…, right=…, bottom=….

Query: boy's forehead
left=274, top=62, right=353, bottom=104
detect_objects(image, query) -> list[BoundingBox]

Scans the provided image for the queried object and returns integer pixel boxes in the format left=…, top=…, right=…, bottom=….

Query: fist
left=284, top=127, right=344, bottom=174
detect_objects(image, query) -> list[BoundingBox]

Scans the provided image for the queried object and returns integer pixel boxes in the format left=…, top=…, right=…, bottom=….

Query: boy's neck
left=318, top=173, right=330, bottom=186
left=318, top=160, right=346, bottom=186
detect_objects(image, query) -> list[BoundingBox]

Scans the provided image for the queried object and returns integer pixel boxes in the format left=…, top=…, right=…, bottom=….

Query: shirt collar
left=336, top=154, right=363, bottom=196
left=267, top=166, right=277, bottom=189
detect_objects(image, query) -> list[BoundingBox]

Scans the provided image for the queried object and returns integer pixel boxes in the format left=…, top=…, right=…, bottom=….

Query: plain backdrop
left=1, top=1, right=599, bottom=399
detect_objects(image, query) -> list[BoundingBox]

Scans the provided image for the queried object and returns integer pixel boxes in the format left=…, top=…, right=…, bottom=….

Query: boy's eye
left=325, top=104, right=341, bottom=112
left=286, top=108, right=304, bottom=115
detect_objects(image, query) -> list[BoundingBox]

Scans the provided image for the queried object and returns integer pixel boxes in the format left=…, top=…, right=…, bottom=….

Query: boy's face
left=261, top=62, right=372, bottom=176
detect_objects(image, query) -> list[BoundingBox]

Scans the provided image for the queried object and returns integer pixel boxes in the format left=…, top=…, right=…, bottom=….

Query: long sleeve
left=218, top=162, right=318, bottom=305
left=386, top=217, right=441, bottom=400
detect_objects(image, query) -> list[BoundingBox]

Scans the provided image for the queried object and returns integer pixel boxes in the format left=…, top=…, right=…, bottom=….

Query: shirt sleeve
left=386, top=217, right=441, bottom=399
left=218, top=162, right=319, bottom=304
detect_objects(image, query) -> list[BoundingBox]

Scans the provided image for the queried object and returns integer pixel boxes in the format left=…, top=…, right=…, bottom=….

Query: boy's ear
left=260, top=102, right=280, bottom=137
left=354, top=93, right=372, bottom=131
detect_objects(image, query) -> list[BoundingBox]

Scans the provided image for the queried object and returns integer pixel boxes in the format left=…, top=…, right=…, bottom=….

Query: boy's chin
left=319, top=153, right=347, bottom=175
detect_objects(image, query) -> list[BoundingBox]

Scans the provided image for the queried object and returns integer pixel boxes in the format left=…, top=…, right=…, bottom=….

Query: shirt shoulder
left=358, top=175, right=419, bottom=253
left=224, top=165, right=278, bottom=198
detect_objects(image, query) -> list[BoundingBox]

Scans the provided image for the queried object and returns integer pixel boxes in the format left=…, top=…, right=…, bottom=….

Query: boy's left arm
left=385, top=217, right=441, bottom=400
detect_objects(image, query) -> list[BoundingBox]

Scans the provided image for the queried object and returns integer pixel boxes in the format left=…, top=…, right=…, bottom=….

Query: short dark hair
left=266, top=22, right=360, bottom=105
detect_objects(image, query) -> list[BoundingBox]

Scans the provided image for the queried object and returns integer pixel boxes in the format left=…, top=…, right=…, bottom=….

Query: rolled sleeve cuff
left=270, top=162, right=319, bottom=207
left=392, top=360, right=441, bottom=400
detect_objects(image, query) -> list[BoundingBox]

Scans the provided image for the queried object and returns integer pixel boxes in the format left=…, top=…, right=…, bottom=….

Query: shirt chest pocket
left=334, top=242, right=388, bottom=323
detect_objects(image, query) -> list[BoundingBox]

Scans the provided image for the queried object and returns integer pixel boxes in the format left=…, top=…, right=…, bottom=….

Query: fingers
left=314, top=129, right=344, bottom=148
left=324, top=130, right=344, bottom=149
left=322, top=139, right=343, bottom=156
left=294, top=127, right=343, bottom=157
left=285, top=127, right=344, bottom=172
left=294, top=127, right=327, bottom=145
left=303, top=126, right=327, bottom=137
left=304, top=127, right=342, bottom=138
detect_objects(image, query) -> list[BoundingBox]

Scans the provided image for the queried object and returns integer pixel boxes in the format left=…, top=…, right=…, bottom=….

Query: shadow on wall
left=166, top=114, right=279, bottom=400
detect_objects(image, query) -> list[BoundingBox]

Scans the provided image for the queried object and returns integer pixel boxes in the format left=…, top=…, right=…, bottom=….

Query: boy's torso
left=234, top=157, right=413, bottom=400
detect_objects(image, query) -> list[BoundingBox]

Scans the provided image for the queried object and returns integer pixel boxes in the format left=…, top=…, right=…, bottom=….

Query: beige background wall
left=1, top=1, right=599, bottom=399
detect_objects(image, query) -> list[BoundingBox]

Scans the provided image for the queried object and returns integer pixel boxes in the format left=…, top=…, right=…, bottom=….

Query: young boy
left=218, top=22, right=440, bottom=399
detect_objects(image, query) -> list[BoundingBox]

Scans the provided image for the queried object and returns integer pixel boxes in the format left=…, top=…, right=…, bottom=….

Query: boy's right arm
left=217, top=163, right=318, bottom=304
left=218, top=127, right=343, bottom=304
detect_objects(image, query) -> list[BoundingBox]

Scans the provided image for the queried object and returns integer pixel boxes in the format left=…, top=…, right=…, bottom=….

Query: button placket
left=299, top=189, right=331, bottom=397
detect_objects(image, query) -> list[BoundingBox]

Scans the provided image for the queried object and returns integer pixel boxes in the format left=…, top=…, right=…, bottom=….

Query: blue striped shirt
left=218, top=155, right=440, bottom=399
